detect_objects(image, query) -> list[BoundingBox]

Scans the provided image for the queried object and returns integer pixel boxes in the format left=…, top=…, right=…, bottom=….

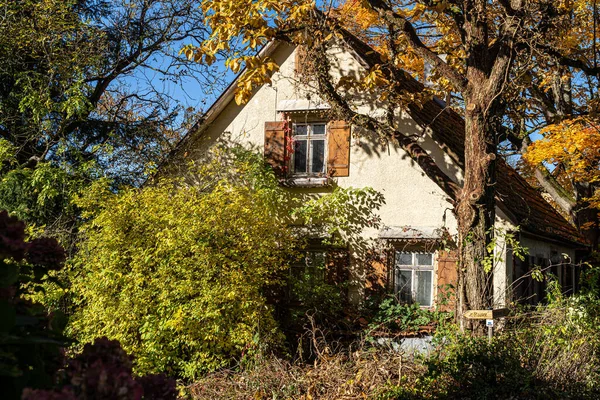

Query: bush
left=378, top=274, right=600, bottom=399
left=0, top=210, right=68, bottom=399
left=68, top=166, right=296, bottom=378
left=67, top=147, right=384, bottom=379
left=364, top=295, right=452, bottom=341
left=421, top=334, right=535, bottom=399
left=515, top=276, right=600, bottom=396
left=22, top=337, right=177, bottom=400
left=277, top=250, right=348, bottom=348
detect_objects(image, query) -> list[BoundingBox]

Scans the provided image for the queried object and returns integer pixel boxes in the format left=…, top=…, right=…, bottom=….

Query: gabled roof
left=169, top=33, right=585, bottom=247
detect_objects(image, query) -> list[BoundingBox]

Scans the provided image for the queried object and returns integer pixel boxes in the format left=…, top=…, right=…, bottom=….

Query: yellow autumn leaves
left=525, top=119, right=600, bottom=205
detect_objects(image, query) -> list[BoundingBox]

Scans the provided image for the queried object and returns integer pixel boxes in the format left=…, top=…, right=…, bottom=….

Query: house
left=161, top=32, right=587, bottom=309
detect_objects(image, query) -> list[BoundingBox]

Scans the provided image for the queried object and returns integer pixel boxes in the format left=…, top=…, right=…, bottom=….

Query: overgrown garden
left=3, top=0, right=600, bottom=399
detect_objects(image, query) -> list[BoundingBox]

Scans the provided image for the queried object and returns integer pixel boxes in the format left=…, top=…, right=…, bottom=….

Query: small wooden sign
left=464, top=308, right=509, bottom=320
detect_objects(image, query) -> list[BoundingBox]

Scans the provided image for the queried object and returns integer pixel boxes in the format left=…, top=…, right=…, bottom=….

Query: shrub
left=22, top=337, right=177, bottom=400
left=378, top=273, right=600, bottom=399
left=515, top=276, right=600, bottom=396
left=67, top=147, right=384, bottom=379
left=422, top=334, right=535, bottom=399
left=0, top=210, right=68, bottom=399
left=68, top=173, right=296, bottom=378
left=364, top=295, right=452, bottom=341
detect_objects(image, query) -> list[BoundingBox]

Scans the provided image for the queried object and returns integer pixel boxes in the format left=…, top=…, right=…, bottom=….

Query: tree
left=523, top=118, right=600, bottom=247
left=0, top=0, right=216, bottom=242
left=494, top=1, right=600, bottom=250
left=187, top=0, right=600, bottom=328
left=67, top=147, right=383, bottom=378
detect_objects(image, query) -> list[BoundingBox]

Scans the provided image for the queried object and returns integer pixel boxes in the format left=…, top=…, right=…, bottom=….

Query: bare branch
left=311, top=39, right=461, bottom=201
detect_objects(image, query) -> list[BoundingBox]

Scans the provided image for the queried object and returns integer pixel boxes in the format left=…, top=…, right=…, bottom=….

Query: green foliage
left=67, top=146, right=384, bottom=379
left=0, top=159, right=102, bottom=245
left=281, top=251, right=347, bottom=342
left=423, top=334, right=533, bottom=399
left=68, top=170, right=294, bottom=378
left=364, top=296, right=452, bottom=342
left=291, top=186, right=384, bottom=246
left=524, top=271, right=600, bottom=394
left=377, top=268, right=600, bottom=399
left=287, top=266, right=344, bottom=321
left=482, top=226, right=528, bottom=274
left=0, top=0, right=214, bottom=245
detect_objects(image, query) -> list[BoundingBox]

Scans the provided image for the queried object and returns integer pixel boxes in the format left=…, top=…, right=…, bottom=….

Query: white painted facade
left=183, top=42, right=578, bottom=307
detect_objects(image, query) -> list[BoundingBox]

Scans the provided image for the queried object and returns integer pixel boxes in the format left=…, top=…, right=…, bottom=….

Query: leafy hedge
left=68, top=177, right=295, bottom=378
left=66, top=147, right=384, bottom=379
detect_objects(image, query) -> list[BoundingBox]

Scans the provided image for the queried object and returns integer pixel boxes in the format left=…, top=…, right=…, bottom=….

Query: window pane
left=416, top=270, right=433, bottom=306
left=306, top=251, right=326, bottom=281
left=306, top=251, right=325, bottom=268
left=311, top=139, right=325, bottom=173
left=396, top=252, right=413, bottom=266
left=294, top=140, right=307, bottom=173
left=397, top=269, right=413, bottom=303
left=312, top=124, right=326, bottom=135
left=295, top=125, right=308, bottom=136
left=416, top=253, right=433, bottom=266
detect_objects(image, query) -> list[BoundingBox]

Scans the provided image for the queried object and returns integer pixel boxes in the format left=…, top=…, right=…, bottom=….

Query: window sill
left=281, top=176, right=332, bottom=188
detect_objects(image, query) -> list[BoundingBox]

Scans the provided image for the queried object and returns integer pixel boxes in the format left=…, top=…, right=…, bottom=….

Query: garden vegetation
left=65, top=147, right=383, bottom=379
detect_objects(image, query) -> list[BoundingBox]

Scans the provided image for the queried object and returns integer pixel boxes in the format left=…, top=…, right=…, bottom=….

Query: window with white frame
left=291, top=122, right=327, bottom=176
left=394, top=251, right=434, bottom=307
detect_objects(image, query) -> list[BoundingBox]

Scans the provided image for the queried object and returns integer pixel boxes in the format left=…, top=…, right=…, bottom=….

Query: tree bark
left=316, top=2, right=513, bottom=333
left=454, top=1, right=507, bottom=331
left=456, top=91, right=497, bottom=331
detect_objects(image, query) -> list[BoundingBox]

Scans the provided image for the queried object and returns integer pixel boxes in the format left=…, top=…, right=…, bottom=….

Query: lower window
left=394, top=251, right=434, bottom=307
left=291, top=250, right=326, bottom=283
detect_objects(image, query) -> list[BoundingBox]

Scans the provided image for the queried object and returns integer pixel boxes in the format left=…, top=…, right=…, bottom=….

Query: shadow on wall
left=313, top=44, right=461, bottom=181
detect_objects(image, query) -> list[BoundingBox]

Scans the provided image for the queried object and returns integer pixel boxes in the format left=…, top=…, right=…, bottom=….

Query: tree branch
left=364, top=0, right=468, bottom=92
left=311, top=39, right=461, bottom=201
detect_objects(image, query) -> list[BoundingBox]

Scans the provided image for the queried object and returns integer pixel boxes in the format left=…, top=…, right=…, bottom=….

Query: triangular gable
left=164, top=34, right=585, bottom=246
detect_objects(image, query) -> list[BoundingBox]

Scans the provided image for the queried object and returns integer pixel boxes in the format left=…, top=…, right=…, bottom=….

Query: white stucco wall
left=195, top=43, right=460, bottom=238
left=188, top=42, right=576, bottom=305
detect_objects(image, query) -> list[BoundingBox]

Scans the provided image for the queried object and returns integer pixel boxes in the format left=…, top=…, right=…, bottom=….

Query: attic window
left=291, top=122, right=327, bottom=176
left=263, top=119, right=350, bottom=182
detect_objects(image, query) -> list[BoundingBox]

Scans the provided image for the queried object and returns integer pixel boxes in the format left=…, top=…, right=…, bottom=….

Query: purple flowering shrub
left=0, top=210, right=68, bottom=398
left=22, top=338, right=177, bottom=400
left=1, top=211, right=176, bottom=399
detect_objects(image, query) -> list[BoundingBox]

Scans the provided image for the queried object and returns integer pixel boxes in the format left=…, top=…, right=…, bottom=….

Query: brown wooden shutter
left=327, top=120, right=351, bottom=177
left=436, top=250, right=458, bottom=311
left=365, top=249, right=390, bottom=295
left=264, top=121, right=287, bottom=177
left=295, top=45, right=307, bottom=76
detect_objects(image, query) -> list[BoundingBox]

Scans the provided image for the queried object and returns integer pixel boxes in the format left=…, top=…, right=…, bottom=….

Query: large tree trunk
left=456, top=92, right=497, bottom=331
left=454, top=4, right=501, bottom=331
